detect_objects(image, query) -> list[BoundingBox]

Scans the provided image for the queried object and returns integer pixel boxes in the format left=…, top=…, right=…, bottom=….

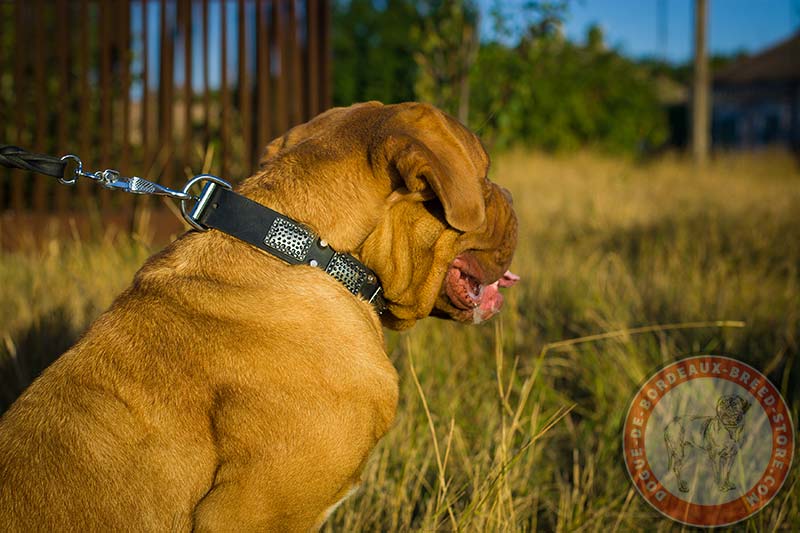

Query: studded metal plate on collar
left=325, top=253, right=367, bottom=295
left=264, top=216, right=314, bottom=261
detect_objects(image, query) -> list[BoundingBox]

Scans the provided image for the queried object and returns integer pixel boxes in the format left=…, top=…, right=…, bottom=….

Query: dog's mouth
left=720, top=412, right=742, bottom=427
left=443, top=253, right=519, bottom=324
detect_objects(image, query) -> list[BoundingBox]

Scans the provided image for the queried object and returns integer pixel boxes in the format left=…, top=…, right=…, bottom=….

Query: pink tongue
left=474, top=271, right=519, bottom=323
left=498, top=271, right=520, bottom=288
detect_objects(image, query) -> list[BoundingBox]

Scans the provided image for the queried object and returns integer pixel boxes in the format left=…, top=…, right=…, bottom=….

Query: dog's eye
left=422, top=198, right=446, bottom=221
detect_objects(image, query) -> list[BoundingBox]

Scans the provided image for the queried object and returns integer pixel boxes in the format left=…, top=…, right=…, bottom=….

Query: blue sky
left=131, top=0, right=799, bottom=95
left=479, top=0, right=799, bottom=63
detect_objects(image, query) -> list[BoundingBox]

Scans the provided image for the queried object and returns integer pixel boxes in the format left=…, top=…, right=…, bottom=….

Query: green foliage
left=488, top=0, right=567, bottom=43
left=639, top=51, right=750, bottom=86
left=413, top=0, right=479, bottom=122
left=333, top=2, right=671, bottom=154
left=470, top=26, right=669, bottom=153
left=332, top=0, right=422, bottom=106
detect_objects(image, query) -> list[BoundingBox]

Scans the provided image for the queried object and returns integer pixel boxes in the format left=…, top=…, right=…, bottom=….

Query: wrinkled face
left=439, top=183, right=518, bottom=323
left=418, top=181, right=518, bottom=325
left=356, top=104, right=518, bottom=330
left=717, top=395, right=750, bottom=427
left=244, top=101, right=518, bottom=331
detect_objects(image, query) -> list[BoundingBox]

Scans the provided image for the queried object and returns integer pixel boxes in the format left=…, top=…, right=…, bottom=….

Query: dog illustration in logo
left=663, top=395, right=751, bottom=493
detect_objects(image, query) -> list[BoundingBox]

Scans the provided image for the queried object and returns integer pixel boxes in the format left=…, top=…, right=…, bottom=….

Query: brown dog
left=0, top=102, right=517, bottom=531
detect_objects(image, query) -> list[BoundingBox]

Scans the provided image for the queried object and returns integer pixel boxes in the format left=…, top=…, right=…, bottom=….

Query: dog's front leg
left=192, top=464, right=357, bottom=532
left=191, top=389, right=384, bottom=532
left=718, top=448, right=738, bottom=491
left=708, top=449, right=723, bottom=488
left=664, top=424, right=690, bottom=492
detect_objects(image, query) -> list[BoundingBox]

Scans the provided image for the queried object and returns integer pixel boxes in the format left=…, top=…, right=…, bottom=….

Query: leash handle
left=1, top=143, right=233, bottom=230
left=0, top=145, right=67, bottom=180
left=0, top=145, right=196, bottom=202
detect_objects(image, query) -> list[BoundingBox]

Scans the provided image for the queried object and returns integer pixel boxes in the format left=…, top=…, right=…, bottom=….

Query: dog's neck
left=188, top=184, right=386, bottom=313
left=213, top=164, right=442, bottom=324
left=237, top=166, right=392, bottom=257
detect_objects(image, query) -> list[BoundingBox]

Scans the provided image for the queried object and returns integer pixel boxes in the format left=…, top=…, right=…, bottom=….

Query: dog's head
left=716, top=395, right=751, bottom=427
left=239, top=102, right=518, bottom=330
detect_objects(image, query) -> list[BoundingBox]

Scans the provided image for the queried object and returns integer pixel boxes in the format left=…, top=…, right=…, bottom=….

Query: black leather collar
left=190, top=183, right=386, bottom=314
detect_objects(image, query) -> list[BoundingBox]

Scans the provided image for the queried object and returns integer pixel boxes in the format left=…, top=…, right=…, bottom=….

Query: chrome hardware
left=180, top=174, right=233, bottom=231
left=58, top=153, right=193, bottom=201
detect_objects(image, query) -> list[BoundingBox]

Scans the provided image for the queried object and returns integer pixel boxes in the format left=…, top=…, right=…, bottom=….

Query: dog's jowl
left=0, top=102, right=518, bottom=531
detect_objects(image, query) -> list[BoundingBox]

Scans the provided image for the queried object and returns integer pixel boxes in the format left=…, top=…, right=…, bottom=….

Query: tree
left=331, top=0, right=669, bottom=154
left=691, top=0, right=710, bottom=163
left=413, top=0, right=480, bottom=123
left=332, top=0, right=421, bottom=106
left=470, top=24, right=668, bottom=152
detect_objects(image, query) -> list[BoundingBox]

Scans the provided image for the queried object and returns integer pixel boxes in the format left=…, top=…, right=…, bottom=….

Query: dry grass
left=1, top=150, right=798, bottom=530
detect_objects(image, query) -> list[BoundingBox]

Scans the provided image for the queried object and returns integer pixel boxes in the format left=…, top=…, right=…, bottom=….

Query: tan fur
left=0, top=102, right=517, bottom=531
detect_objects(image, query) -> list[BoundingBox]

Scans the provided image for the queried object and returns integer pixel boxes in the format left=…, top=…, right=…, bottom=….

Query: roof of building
left=715, top=31, right=800, bottom=84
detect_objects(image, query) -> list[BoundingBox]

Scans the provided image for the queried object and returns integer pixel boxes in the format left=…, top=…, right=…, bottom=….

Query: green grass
left=1, top=150, right=798, bottom=531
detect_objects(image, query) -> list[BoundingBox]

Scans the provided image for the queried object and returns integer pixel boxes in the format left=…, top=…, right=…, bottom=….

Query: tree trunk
left=457, top=24, right=475, bottom=125
left=691, top=0, right=710, bottom=164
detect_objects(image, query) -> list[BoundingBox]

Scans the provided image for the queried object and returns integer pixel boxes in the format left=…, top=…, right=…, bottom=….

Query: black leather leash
left=0, top=145, right=67, bottom=180
left=0, top=144, right=386, bottom=314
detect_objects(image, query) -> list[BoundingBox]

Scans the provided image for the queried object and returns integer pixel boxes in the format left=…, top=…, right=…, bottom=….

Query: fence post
left=12, top=0, right=27, bottom=213
left=256, top=0, right=272, bottom=162
left=2, top=0, right=329, bottom=221
left=274, top=1, right=289, bottom=134
left=238, top=0, right=252, bottom=175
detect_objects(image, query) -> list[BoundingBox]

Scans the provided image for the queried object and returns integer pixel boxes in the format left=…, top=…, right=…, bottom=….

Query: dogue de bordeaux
left=0, top=102, right=518, bottom=531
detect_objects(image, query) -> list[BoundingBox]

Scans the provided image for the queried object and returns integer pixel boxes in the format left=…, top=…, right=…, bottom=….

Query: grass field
left=1, top=150, right=798, bottom=531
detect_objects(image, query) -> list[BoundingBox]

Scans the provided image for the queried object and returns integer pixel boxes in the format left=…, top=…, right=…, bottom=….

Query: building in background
left=713, top=32, right=800, bottom=151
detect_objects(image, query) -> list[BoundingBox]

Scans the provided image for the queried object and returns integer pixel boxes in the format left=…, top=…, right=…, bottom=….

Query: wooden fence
left=0, top=0, right=331, bottom=216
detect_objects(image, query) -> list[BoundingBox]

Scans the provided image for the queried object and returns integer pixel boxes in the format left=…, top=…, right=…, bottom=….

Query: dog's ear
left=258, top=137, right=284, bottom=167
left=259, top=103, right=386, bottom=169
left=258, top=121, right=315, bottom=168
left=716, top=396, right=725, bottom=411
left=258, top=135, right=286, bottom=164
left=740, top=397, right=752, bottom=413
left=257, top=105, right=348, bottom=168
left=383, top=132, right=486, bottom=232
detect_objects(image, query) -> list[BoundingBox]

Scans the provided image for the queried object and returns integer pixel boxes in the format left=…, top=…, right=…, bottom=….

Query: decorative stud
left=309, top=259, right=319, bottom=267
left=319, top=239, right=328, bottom=248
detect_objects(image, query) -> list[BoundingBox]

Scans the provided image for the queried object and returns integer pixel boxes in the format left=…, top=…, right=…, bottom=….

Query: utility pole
left=691, top=0, right=710, bottom=164
left=658, top=0, right=668, bottom=60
